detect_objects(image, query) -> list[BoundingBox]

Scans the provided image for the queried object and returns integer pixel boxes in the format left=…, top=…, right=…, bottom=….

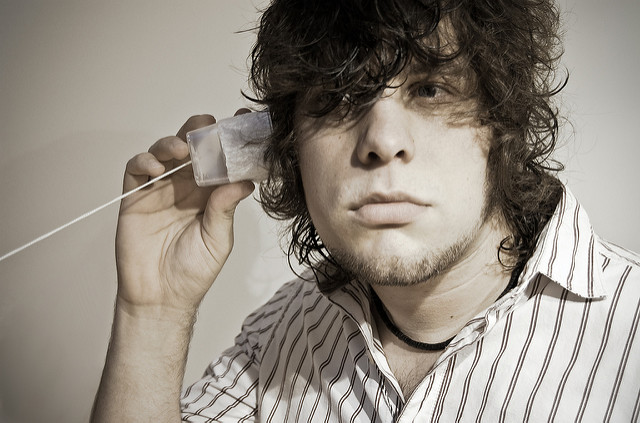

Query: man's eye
left=416, top=84, right=441, bottom=98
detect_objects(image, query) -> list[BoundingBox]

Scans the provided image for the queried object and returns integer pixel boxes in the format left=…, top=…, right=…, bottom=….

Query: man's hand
left=91, top=112, right=254, bottom=423
left=115, top=113, right=255, bottom=314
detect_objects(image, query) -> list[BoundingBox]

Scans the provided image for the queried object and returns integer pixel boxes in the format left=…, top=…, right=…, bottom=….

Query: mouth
left=350, top=192, right=428, bottom=226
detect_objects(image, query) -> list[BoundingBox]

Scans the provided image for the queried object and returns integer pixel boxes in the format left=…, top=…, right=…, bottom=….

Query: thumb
left=200, top=181, right=255, bottom=256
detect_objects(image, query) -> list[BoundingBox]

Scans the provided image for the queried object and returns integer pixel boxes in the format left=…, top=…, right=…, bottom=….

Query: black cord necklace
left=371, top=262, right=524, bottom=351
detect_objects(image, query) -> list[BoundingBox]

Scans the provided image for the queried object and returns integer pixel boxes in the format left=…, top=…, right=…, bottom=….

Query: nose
left=355, top=94, right=415, bottom=166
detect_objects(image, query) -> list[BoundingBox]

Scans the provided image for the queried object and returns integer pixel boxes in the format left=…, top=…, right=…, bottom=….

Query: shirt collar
left=520, top=186, right=606, bottom=299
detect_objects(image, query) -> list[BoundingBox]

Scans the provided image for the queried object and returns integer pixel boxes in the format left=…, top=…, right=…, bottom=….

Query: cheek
left=434, top=128, right=489, bottom=181
left=458, top=147, right=489, bottom=204
left=462, top=148, right=491, bottom=217
left=299, top=141, right=329, bottom=200
left=298, top=138, right=355, bottom=248
left=434, top=129, right=490, bottom=213
left=298, top=140, right=336, bottom=226
left=298, top=126, right=351, bottom=200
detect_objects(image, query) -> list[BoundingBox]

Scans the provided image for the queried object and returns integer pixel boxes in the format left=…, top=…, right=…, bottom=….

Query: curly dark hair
left=247, top=0, right=566, bottom=291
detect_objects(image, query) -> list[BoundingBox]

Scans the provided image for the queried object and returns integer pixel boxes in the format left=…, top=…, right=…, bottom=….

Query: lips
left=350, top=193, right=428, bottom=226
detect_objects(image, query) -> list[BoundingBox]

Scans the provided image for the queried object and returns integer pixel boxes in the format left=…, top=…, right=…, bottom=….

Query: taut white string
left=0, top=160, right=193, bottom=263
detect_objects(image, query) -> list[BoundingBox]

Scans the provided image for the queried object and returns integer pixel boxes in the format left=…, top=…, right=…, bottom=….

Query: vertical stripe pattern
left=181, top=188, right=640, bottom=422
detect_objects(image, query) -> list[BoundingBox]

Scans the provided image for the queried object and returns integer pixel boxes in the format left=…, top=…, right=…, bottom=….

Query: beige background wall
left=0, top=0, right=638, bottom=422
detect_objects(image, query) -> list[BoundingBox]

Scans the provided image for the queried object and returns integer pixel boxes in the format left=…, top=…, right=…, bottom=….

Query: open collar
left=520, top=187, right=606, bottom=299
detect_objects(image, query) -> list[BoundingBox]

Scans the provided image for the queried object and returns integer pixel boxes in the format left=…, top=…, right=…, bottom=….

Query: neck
left=370, top=221, right=514, bottom=345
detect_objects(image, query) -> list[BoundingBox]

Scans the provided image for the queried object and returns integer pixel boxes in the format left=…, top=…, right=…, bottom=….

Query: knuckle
left=234, top=108, right=251, bottom=116
left=125, top=154, right=143, bottom=172
left=130, top=152, right=147, bottom=164
left=179, top=114, right=216, bottom=136
left=148, top=136, right=171, bottom=152
left=187, top=114, right=216, bottom=126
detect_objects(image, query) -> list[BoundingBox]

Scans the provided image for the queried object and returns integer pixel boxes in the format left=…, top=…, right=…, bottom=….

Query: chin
left=327, top=242, right=466, bottom=287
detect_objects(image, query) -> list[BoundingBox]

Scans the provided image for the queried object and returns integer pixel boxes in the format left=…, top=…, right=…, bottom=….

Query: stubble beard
left=325, top=195, right=494, bottom=288
left=327, top=225, right=481, bottom=287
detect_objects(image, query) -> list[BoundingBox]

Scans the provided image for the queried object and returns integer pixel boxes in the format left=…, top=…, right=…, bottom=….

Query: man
left=92, top=0, right=640, bottom=421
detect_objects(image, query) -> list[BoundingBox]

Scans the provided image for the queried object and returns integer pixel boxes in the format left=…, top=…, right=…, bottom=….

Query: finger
left=123, top=152, right=166, bottom=191
left=234, top=108, right=252, bottom=116
left=176, top=114, right=216, bottom=141
left=148, top=136, right=189, bottom=162
left=200, top=181, right=255, bottom=255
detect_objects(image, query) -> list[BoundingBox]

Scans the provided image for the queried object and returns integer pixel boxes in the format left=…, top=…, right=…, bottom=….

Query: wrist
left=109, top=298, right=197, bottom=366
left=115, top=295, right=199, bottom=325
left=112, top=297, right=198, bottom=355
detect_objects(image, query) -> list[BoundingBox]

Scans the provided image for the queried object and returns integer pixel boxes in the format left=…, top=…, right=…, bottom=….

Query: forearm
left=91, top=300, right=196, bottom=423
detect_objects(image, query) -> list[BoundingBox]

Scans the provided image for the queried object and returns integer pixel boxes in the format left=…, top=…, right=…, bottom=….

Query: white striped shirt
left=181, top=188, right=640, bottom=422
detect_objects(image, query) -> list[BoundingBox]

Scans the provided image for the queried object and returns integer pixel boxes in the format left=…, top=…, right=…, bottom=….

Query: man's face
left=296, top=71, right=496, bottom=286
